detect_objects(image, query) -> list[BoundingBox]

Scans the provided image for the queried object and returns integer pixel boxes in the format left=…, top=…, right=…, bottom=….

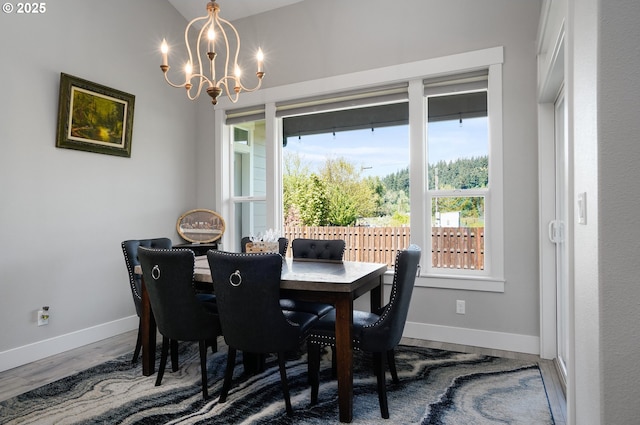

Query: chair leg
left=277, top=352, right=293, bottom=416
left=170, top=339, right=179, bottom=372
left=219, top=346, right=236, bottom=403
left=207, top=337, right=218, bottom=354
left=155, top=336, right=170, bottom=387
left=373, top=352, right=390, bottom=419
left=198, top=340, right=209, bottom=399
left=308, top=341, right=321, bottom=405
left=132, top=320, right=142, bottom=364
left=331, top=346, right=337, bottom=378
left=387, top=349, right=399, bottom=384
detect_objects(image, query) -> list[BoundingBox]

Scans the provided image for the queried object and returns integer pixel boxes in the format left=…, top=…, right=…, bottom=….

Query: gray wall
left=0, top=0, right=199, bottom=363
left=598, top=0, right=640, bottom=419
left=213, top=0, right=543, bottom=343
left=573, top=0, right=640, bottom=423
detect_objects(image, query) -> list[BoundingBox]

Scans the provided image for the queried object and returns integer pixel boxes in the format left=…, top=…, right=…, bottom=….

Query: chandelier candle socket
left=159, top=1, right=265, bottom=105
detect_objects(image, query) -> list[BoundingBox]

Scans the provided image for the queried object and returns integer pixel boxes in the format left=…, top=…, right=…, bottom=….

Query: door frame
left=538, top=28, right=567, bottom=362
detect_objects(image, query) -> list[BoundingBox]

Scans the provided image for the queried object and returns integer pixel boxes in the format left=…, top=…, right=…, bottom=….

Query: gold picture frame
left=177, top=209, right=226, bottom=243
left=56, top=73, right=135, bottom=157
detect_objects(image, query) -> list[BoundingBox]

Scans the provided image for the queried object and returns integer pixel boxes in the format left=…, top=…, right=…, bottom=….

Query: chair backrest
left=121, top=238, right=172, bottom=316
left=357, top=245, right=421, bottom=352
left=138, top=247, right=219, bottom=342
left=240, top=236, right=289, bottom=256
left=207, top=251, right=301, bottom=353
left=291, top=238, right=345, bottom=261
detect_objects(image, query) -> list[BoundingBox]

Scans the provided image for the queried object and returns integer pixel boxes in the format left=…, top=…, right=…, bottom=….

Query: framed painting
left=56, top=73, right=135, bottom=157
left=177, top=209, right=226, bottom=243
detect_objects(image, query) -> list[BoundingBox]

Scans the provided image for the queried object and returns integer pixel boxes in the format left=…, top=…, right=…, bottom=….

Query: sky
left=283, top=118, right=488, bottom=179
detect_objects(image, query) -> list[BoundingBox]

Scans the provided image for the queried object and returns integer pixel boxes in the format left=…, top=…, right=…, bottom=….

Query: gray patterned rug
left=0, top=341, right=555, bottom=424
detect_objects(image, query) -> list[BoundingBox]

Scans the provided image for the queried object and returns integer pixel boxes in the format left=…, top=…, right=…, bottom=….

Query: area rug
left=0, top=341, right=555, bottom=424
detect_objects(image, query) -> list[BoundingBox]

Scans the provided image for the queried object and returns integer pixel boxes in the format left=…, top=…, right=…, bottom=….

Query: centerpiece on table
left=245, top=229, right=280, bottom=253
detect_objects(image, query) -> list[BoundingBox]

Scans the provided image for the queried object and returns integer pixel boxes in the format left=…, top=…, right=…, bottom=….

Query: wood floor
left=0, top=331, right=567, bottom=424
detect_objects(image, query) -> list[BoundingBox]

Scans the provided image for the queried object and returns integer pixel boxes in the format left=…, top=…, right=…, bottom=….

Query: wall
left=594, top=0, right=640, bottom=423
left=0, top=0, right=199, bottom=370
left=205, top=0, right=543, bottom=353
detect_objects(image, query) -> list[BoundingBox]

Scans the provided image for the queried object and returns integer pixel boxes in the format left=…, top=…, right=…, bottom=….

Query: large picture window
left=216, top=48, right=504, bottom=291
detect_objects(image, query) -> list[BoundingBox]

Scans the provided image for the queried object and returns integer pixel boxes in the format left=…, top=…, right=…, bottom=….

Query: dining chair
left=121, top=238, right=172, bottom=364
left=138, top=247, right=223, bottom=399
left=291, top=238, right=345, bottom=261
left=240, top=236, right=289, bottom=256
left=277, top=238, right=347, bottom=320
left=307, top=245, right=422, bottom=419
left=207, top=250, right=318, bottom=416
left=241, top=236, right=334, bottom=320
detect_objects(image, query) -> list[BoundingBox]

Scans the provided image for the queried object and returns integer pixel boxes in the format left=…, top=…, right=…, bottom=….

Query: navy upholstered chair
left=291, top=238, right=345, bottom=261
left=308, top=245, right=421, bottom=419
left=207, top=250, right=318, bottom=416
left=138, top=247, right=222, bottom=399
left=278, top=238, right=347, bottom=319
left=121, top=238, right=172, bottom=364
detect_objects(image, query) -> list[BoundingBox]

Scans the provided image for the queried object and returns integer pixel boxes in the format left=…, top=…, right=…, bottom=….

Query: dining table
left=135, top=255, right=387, bottom=423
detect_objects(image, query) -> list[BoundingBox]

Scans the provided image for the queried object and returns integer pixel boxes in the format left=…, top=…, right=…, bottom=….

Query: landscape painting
left=56, top=73, right=135, bottom=157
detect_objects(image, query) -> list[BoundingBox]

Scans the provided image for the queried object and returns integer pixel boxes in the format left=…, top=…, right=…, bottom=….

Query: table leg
left=334, top=296, right=354, bottom=423
left=141, top=277, right=156, bottom=376
left=370, top=274, right=384, bottom=312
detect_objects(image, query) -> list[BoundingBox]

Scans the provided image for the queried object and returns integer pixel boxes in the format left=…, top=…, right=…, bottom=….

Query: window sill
left=383, top=270, right=505, bottom=292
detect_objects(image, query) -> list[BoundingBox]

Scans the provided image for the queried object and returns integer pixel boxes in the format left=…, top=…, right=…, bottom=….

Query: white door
left=552, top=89, right=569, bottom=384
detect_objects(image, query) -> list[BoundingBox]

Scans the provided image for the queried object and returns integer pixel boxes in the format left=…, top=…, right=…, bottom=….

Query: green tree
left=298, top=174, right=329, bottom=226
left=283, top=153, right=329, bottom=226
left=283, top=153, right=382, bottom=226
left=319, top=158, right=378, bottom=226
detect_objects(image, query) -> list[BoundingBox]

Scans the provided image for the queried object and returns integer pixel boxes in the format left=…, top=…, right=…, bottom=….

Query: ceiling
left=168, top=0, right=304, bottom=22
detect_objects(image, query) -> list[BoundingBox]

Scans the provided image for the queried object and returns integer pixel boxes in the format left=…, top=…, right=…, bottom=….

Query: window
left=230, top=118, right=269, bottom=244
left=215, top=47, right=504, bottom=291
left=280, top=104, right=410, bottom=219
left=276, top=87, right=410, bottom=267
left=425, top=73, right=489, bottom=275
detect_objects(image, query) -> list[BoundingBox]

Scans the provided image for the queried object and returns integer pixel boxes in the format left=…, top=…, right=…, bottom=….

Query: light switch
left=577, top=192, right=587, bottom=225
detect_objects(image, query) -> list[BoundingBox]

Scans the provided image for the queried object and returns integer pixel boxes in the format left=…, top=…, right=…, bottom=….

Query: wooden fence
left=283, top=226, right=484, bottom=270
left=431, top=227, right=484, bottom=271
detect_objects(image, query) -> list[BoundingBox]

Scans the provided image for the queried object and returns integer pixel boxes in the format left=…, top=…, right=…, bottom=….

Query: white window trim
left=214, top=47, right=505, bottom=292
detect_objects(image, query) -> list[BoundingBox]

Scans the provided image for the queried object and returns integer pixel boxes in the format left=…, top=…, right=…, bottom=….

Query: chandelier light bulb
left=185, top=62, right=193, bottom=82
left=257, top=48, right=264, bottom=73
left=160, top=39, right=169, bottom=67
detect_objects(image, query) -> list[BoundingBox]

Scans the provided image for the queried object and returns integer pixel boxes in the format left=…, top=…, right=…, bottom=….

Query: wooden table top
left=135, top=255, right=387, bottom=295
left=192, top=256, right=387, bottom=293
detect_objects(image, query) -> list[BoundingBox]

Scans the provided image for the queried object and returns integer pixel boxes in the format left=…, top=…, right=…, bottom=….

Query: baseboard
left=553, top=357, right=568, bottom=397
left=1, top=318, right=540, bottom=372
left=0, top=316, right=138, bottom=372
left=404, top=321, right=540, bottom=355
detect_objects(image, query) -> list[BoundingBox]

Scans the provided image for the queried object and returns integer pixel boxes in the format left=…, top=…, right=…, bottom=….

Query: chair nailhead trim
left=362, top=250, right=402, bottom=329
left=309, top=250, right=410, bottom=347
left=122, top=242, right=141, bottom=300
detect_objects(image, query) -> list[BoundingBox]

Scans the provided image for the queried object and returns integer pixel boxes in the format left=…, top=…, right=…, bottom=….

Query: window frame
left=214, top=47, right=505, bottom=292
left=424, top=83, right=490, bottom=277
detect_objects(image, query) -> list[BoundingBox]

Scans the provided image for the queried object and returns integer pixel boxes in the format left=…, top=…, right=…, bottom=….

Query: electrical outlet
left=456, top=300, right=465, bottom=315
left=37, top=306, right=50, bottom=326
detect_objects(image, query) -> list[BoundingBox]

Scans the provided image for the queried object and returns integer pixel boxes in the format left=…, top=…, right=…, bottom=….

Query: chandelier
left=159, top=1, right=265, bottom=105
